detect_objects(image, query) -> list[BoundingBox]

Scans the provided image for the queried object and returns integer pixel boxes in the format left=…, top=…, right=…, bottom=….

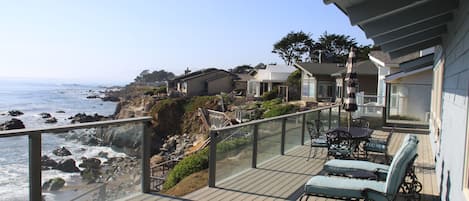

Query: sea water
left=0, top=79, right=124, bottom=200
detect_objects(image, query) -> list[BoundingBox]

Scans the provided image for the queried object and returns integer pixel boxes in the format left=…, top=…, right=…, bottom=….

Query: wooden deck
left=123, top=131, right=440, bottom=201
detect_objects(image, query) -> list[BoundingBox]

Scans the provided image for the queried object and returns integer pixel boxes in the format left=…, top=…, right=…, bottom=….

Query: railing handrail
left=210, top=104, right=338, bottom=132
left=0, top=116, right=152, bottom=138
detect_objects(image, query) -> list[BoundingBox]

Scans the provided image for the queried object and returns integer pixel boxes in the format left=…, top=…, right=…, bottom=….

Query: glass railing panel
left=319, top=108, right=331, bottom=131
left=0, top=136, right=29, bottom=200
left=331, top=106, right=340, bottom=129
left=284, top=115, right=302, bottom=152
left=215, top=126, right=253, bottom=183
left=41, top=122, right=144, bottom=201
left=304, top=111, right=319, bottom=145
left=257, top=119, right=282, bottom=165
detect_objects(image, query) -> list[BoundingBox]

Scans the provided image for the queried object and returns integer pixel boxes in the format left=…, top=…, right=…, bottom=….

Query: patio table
left=328, top=127, right=374, bottom=158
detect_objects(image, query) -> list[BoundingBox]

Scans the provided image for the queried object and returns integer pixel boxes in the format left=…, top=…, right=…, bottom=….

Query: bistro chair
left=351, top=118, right=370, bottom=128
left=306, top=120, right=328, bottom=160
left=326, top=129, right=354, bottom=159
left=365, top=127, right=394, bottom=163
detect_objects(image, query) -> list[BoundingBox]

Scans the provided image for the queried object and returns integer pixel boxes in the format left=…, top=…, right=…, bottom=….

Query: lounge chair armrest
left=362, top=188, right=389, bottom=201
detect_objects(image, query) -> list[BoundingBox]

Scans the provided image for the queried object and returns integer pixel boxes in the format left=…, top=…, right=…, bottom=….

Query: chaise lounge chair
left=324, top=135, right=416, bottom=180
left=302, top=134, right=418, bottom=201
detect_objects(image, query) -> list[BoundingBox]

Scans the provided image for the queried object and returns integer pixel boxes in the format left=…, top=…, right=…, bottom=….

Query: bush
left=262, top=104, right=298, bottom=118
left=144, top=86, right=167, bottom=96
left=184, top=96, right=218, bottom=113
left=261, top=98, right=282, bottom=110
left=163, top=149, right=209, bottom=190
left=262, top=89, right=279, bottom=101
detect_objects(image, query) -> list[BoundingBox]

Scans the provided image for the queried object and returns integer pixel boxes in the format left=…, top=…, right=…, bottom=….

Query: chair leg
left=307, top=146, right=312, bottom=161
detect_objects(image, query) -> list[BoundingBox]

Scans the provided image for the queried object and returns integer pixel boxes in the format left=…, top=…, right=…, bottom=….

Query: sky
left=0, top=0, right=372, bottom=85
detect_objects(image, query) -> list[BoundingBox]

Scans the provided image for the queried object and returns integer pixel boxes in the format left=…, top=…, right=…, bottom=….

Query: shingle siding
left=435, top=0, right=469, bottom=200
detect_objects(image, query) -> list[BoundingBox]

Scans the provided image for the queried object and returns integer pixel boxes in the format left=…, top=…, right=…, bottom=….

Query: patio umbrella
left=343, top=47, right=358, bottom=129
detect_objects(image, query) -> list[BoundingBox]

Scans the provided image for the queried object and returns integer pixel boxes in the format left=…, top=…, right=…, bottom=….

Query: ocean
left=0, top=79, right=125, bottom=201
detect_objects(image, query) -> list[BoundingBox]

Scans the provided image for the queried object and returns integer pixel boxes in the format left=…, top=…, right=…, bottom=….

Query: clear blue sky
left=0, top=0, right=371, bottom=85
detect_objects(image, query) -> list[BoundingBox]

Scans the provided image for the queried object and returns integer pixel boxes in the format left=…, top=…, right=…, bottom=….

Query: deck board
left=127, top=131, right=439, bottom=201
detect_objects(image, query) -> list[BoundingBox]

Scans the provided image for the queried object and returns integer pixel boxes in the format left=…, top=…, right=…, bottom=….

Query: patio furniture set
left=303, top=118, right=422, bottom=200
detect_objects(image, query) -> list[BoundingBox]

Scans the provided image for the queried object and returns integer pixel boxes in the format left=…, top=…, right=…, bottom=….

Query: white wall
left=432, top=0, right=469, bottom=200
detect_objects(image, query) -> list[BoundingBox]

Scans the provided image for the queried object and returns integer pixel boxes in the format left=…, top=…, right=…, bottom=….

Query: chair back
left=307, top=120, right=323, bottom=138
left=351, top=118, right=370, bottom=128
left=384, top=135, right=419, bottom=196
left=326, top=130, right=352, bottom=148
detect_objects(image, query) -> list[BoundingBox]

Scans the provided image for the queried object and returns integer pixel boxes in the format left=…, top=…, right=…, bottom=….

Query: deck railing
left=0, top=117, right=152, bottom=201
left=207, top=104, right=342, bottom=187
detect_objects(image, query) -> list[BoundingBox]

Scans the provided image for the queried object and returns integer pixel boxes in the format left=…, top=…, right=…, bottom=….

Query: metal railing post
left=338, top=105, right=342, bottom=128
left=252, top=124, right=258, bottom=168
left=301, top=113, right=306, bottom=146
left=142, top=122, right=152, bottom=193
left=328, top=107, right=332, bottom=129
left=29, top=132, right=41, bottom=201
left=208, top=130, right=217, bottom=187
left=281, top=118, right=286, bottom=155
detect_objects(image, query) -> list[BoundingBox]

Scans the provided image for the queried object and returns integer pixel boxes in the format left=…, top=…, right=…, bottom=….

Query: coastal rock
left=79, top=158, right=102, bottom=183
left=79, top=158, right=101, bottom=169
left=8, top=110, right=24, bottom=116
left=86, top=95, right=99, bottom=99
left=0, top=118, right=25, bottom=130
left=55, top=159, right=80, bottom=173
left=42, top=177, right=65, bottom=191
left=70, top=113, right=107, bottom=123
left=95, top=125, right=142, bottom=157
left=98, top=151, right=109, bottom=158
left=53, top=147, right=72, bottom=156
left=39, top=113, right=52, bottom=119
left=45, top=117, right=57, bottom=124
left=101, top=96, right=119, bottom=102
left=41, top=155, right=58, bottom=170
left=56, top=110, right=66, bottom=113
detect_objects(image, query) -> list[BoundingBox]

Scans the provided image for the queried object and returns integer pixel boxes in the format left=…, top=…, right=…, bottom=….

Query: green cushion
left=324, top=160, right=389, bottom=175
left=304, top=176, right=385, bottom=199
left=365, top=142, right=386, bottom=153
left=384, top=135, right=418, bottom=194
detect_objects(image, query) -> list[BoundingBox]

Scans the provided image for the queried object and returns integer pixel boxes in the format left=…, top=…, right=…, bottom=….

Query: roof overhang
left=324, top=0, right=459, bottom=59
left=385, top=65, right=433, bottom=82
left=293, top=63, right=313, bottom=77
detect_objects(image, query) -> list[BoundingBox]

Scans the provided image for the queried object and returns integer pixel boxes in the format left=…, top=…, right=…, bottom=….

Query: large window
left=302, top=75, right=315, bottom=98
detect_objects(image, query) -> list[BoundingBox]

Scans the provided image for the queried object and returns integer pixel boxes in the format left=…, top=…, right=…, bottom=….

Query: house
left=324, top=0, right=469, bottom=200
left=246, top=64, right=295, bottom=97
left=385, top=52, right=434, bottom=125
left=233, top=72, right=255, bottom=96
left=167, top=68, right=237, bottom=97
left=369, top=50, right=421, bottom=105
left=294, top=60, right=377, bottom=102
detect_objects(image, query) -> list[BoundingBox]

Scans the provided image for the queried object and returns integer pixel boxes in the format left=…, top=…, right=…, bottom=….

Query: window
left=390, top=85, right=398, bottom=108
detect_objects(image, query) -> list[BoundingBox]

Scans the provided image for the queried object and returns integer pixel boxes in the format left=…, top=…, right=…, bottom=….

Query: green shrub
left=155, top=86, right=167, bottom=94
left=163, top=149, right=209, bottom=190
left=144, top=86, right=167, bottom=96
left=261, top=98, right=282, bottom=110
left=262, top=104, right=298, bottom=118
left=184, top=96, right=217, bottom=113
left=262, top=89, right=279, bottom=101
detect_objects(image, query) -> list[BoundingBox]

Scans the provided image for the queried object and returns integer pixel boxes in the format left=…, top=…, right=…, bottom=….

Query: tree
left=231, top=65, right=254, bottom=73
left=272, top=31, right=313, bottom=65
left=310, top=32, right=371, bottom=63
left=286, top=69, right=302, bottom=101
left=134, top=69, right=176, bottom=83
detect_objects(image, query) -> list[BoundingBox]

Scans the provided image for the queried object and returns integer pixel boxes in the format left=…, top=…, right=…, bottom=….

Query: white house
left=324, top=0, right=469, bottom=200
left=247, top=64, right=295, bottom=97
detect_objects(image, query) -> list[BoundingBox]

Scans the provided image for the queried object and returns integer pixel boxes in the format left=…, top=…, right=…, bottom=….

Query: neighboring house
left=167, top=68, right=237, bottom=97
left=385, top=53, right=434, bottom=125
left=246, top=64, right=295, bottom=97
left=369, top=50, right=421, bottom=105
left=325, top=0, right=469, bottom=200
left=233, top=73, right=254, bottom=96
left=294, top=60, right=377, bottom=102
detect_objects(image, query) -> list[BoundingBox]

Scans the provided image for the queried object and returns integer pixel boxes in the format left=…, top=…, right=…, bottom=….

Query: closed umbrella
left=343, top=47, right=358, bottom=129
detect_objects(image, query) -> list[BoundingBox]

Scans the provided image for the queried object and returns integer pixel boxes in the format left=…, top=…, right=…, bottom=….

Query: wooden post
left=29, top=133, right=41, bottom=201
left=252, top=124, right=258, bottom=168
left=281, top=118, right=286, bottom=155
left=142, top=122, right=152, bottom=193
left=208, top=130, right=217, bottom=187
